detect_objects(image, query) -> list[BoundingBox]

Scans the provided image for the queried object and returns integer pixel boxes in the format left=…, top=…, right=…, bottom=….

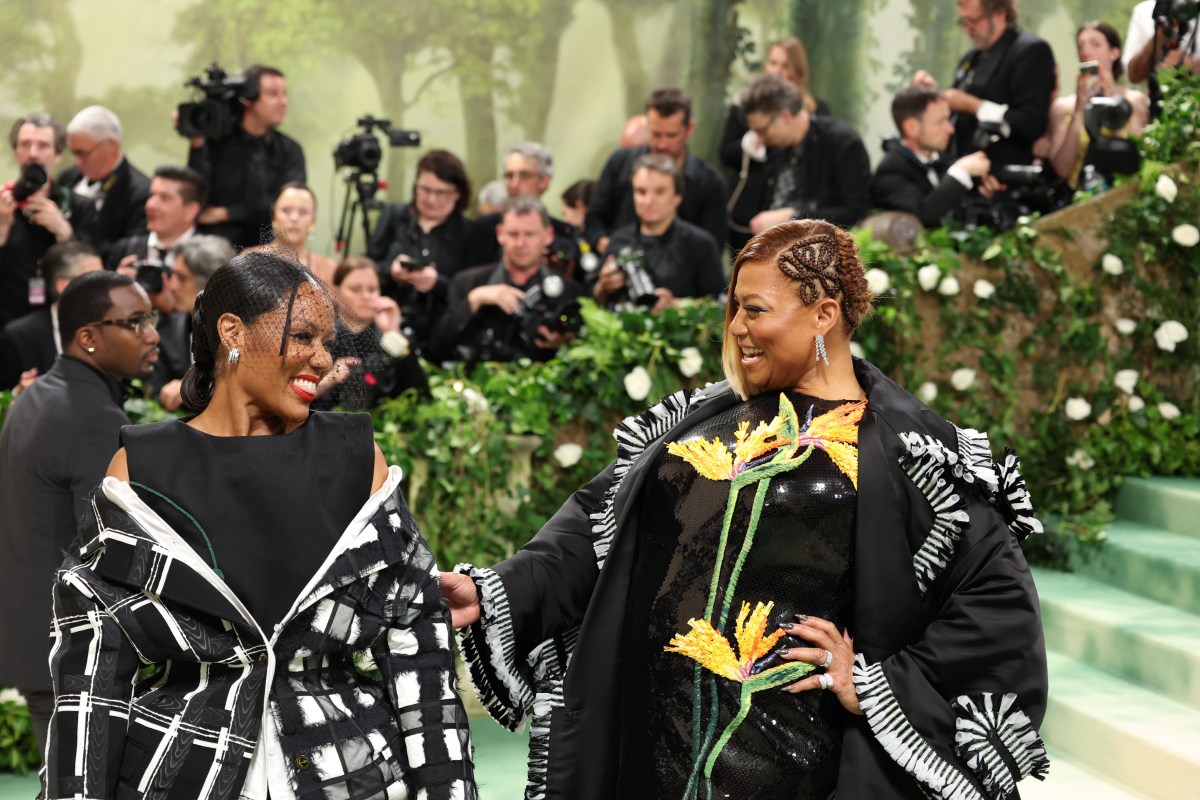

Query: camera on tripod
left=611, top=247, right=658, bottom=308
left=333, top=115, right=420, bottom=175
left=175, top=63, right=253, bottom=140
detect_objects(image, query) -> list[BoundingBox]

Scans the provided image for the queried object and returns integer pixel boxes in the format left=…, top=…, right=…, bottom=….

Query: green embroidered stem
left=129, top=481, right=224, bottom=581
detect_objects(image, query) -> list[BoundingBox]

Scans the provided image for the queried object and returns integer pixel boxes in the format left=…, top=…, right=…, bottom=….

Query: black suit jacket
left=58, top=158, right=151, bottom=259
left=869, top=148, right=971, bottom=228
left=0, top=307, right=55, bottom=388
left=951, top=26, right=1056, bottom=167
left=0, top=356, right=128, bottom=690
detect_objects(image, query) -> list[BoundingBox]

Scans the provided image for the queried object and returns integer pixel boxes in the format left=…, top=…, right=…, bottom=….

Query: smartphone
left=1079, top=60, right=1100, bottom=76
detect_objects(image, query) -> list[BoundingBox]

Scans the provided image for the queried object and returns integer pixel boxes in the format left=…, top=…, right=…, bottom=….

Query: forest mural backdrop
left=0, top=0, right=1141, bottom=251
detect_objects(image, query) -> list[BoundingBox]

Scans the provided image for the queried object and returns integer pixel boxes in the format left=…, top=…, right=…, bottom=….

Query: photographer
left=0, top=112, right=96, bottom=328
left=592, top=154, right=723, bottom=312
left=108, top=166, right=206, bottom=269
left=915, top=0, right=1056, bottom=168
left=367, top=149, right=472, bottom=353
left=1126, top=0, right=1200, bottom=84
left=182, top=64, right=305, bottom=249
left=870, top=86, right=998, bottom=228
left=429, top=196, right=583, bottom=365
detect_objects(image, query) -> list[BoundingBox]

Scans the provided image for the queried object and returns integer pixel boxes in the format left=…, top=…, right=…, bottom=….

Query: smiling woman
left=40, top=251, right=476, bottom=800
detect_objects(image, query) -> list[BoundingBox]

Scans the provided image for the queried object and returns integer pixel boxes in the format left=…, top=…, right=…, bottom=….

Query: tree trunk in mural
left=512, top=0, right=581, bottom=144
left=687, top=0, right=743, bottom=165
left=457, top=39, right=501, bottom=191
left=606, top=0, right=653, bottom=117
left=0, top=0, right=81, bottom=119
left=899, top=0, right=961, bottom=89
left=789, top=0, right=881, bottom=129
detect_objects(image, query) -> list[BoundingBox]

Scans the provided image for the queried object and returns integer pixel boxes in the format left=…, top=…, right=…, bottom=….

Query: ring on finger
left=820, top=650, right=833, bottom=669
left=818, top=673, right=834, bottom=691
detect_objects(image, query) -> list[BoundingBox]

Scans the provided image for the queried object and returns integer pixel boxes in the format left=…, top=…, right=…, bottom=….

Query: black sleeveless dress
left=617, top=391, right=859, bottom=799
left=121, top=412, right=374, bottom=633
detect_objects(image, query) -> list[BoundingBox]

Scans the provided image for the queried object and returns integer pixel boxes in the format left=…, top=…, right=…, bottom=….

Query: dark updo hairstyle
left=723, top=219, right=873, bottom=399
left=181, top=250, right=334, bottom=411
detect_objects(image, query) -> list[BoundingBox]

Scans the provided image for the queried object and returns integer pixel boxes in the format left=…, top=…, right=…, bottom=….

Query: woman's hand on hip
left=439, top=571, right=481, bottom=628
left=778, top=615, right=863, bottom=715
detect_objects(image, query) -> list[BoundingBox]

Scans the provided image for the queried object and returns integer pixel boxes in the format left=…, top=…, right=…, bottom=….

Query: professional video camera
left=1154, top=0, right=1200, bottom=41
left=2, top=163, right=48, bottom=207
left=457, top=274, right=583, bottom=364
left=1078, top=96, right=1140, bottom=188
left=333, top=115, right=420, bottom=175
left=611, top=247, right=658, bottom=309
left=175, top=64, right=253, bottom=140
left=961, top=121, right=1071, bottom=231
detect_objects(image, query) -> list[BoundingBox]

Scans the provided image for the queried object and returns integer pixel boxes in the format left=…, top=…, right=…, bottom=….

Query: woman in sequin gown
left=444, top=219, right=1049, bottom=800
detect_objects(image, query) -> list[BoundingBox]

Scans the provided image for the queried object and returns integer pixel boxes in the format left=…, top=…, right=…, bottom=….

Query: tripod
left=334, top=170, right=386, bottom=256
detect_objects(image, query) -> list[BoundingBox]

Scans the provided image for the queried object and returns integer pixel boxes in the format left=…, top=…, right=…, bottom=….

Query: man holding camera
left=1125, top=0, right=1200, bottom=85
left=430, top=196, right=583, bottom=365
left=182, top=64, right=305, bottom=250
left=870, top=86, right=999, bottom=228
left=914, top=0, right=1056, bottom=168
left=592, top=154, right=723, bottom=312
left=0, top=113, right=95, bottom=328
left=108, top=166, right=206, bottom=270
left=58, top=106, right=151, bottom=261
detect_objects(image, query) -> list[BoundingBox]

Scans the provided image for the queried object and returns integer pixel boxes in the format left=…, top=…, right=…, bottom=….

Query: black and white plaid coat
left=42, top=469, right=476, bottom=800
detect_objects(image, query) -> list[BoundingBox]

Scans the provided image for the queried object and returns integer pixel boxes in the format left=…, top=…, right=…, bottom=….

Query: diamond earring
left=815, top=333, right=829, bottom=366
left=228, top=347, right=240, bottom=365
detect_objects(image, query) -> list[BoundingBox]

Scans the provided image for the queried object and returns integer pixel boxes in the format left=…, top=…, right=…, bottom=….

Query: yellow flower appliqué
left=664, top=601, right=787, bottom=682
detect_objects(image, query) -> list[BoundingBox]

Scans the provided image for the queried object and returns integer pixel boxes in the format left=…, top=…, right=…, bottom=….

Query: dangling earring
left=228, top=346, right=240, bottom=365
left=814, top=333, right=829, bottom=366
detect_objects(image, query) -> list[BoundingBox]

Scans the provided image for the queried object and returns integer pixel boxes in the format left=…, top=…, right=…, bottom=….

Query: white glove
left=741, top=130, right=767, bottom=162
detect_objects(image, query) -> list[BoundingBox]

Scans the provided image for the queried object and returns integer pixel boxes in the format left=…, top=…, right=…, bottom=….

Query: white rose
left=950, top=368, right=976, bottom=391
left=1128, top=395, right=1145, bottom=412
left=1172, top=224, right=1200, bottom=247
left=1154, top=320, right=1189, bottom=351
left=624, top=366, right=652, bottom=402
left=1113, top=369, right=1139, bottom=395
left=917, top=381, right=938, bottom=403
left=462, top=387, right=490, bottom=415
left=553, top=442, right=583, bottom=469
left=1115, top=318, right=1137, bottom=335
left=677, top=346, right=704, bottom=378
left=917, top=264, right=941, bottom=291
left=1101, top=253, right=1124, bottom=275
left=1155, top=174, right=1178, bottom=202
left=973, top=279, right=996, bottom=299
left=0, top=687, right=25, bottom=706
left=1065, top=449, right=1096, bottom=470
left=864, top=268, right=891, bottom=295
left=938, top=275, right=961, bottom=296
left=1064, top=397, right=1092, bottom=421
left=1158, top=402, right=1182, bottom=420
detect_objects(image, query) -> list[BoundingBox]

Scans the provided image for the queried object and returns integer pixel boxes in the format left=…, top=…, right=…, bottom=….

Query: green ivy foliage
left=0, top=693, right=39, bottom=773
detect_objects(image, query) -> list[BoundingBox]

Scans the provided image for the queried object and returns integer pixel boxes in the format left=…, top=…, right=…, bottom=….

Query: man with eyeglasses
left=0, top=270, right=159, bottom=759
left=0, top=112, right=97, bottom=328
left=58, top=106, right=151, bottom=262
left=913, top=0, right=1056, bottom=169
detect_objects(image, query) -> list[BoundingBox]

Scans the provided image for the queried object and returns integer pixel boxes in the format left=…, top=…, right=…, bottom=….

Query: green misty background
left=0, top=0, right=1136, bottom=254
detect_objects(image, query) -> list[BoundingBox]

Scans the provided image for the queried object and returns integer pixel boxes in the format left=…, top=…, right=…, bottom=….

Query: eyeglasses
left=70, top=142, right=104, bottom=160
left=957, top=12, right=987, bottom=27
left=415, top=184, right=458, bottom=199
left=503, top=170, right=539, bottom=182
left=86, top=310, right=160, bottom=336
left=750, top=113, right=780, bottom=138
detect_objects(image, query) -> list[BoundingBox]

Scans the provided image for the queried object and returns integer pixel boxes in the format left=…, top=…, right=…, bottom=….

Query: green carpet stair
left=1033, top=477, right=1200, bottom=800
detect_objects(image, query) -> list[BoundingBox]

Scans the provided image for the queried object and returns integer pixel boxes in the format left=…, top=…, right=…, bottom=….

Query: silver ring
left=818, top=673, right=834, bottom=691
left=821, top=650, right=833, bottom=669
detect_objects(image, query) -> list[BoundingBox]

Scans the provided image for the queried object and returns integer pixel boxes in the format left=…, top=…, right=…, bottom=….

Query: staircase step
left=1042, top=650, right=1200, bottom=800
left=1117, top=477, right=1200, bottom=540
left=1020, top=750, right=1151, bottom=800
left=1074, top=520, right=1200, bottom=616
left=1034, top=569, right=1200, bottom=710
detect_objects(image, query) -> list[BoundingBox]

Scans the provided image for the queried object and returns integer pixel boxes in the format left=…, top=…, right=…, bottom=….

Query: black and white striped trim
left=994, top=450, right=1044, bottom=541
left=854, top=655, right=986, bottom=800
left=900, top=434, right=971, bottom=593
left=523, top=630, right=576, bottom=800
left=954, top=426, right=999, bottom=495
left=453, top=565, right=532, bottom=732
left=954, top=692, right=1049, bottom=799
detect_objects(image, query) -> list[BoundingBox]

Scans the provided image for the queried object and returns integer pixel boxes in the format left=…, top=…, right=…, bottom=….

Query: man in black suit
left=0, top=270, right=159, bottom=755
left=0, top=112, right=96, bottom=328
left=585, top=87, right=727, bottom=256
left=58, top=106, right=151, bottom=261
left=915, top=0, right=1056, bottom=168
left=734, top=75, right=871, bottom=242
left=870, top=86, right=997, bottom=228
left=108, top=165, right=206, bottom=271
left=0, top=240, right=103, bottom=390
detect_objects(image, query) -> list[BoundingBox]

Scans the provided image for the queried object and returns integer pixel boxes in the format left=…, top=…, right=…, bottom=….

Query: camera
left=333, top=115, right=420, bottom=174
left=961, top=163, right=1072, bottom=232
left=176, top=63, right=253, bottom=140
left=1154, top=0, right=1200, bottom=32
left=1081, top=97, right=1141, bottom=184
left=457, top=275, right=582, bottom=364
left=612, top=247, right=658, bottom=308
left=134, top=260, right=170, bottom=295
left=3, top=163, right=48, bottom=207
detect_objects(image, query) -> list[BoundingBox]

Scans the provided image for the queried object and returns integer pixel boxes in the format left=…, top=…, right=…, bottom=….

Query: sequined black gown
left=617, top=392, right=859, bottom=799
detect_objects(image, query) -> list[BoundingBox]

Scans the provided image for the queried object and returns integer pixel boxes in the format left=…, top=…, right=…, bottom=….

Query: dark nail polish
left=780, top=622, right=794, bottom=631
left=775, top=645, right=790, bottom=657
left=795, top=614, right=809, bottom=623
